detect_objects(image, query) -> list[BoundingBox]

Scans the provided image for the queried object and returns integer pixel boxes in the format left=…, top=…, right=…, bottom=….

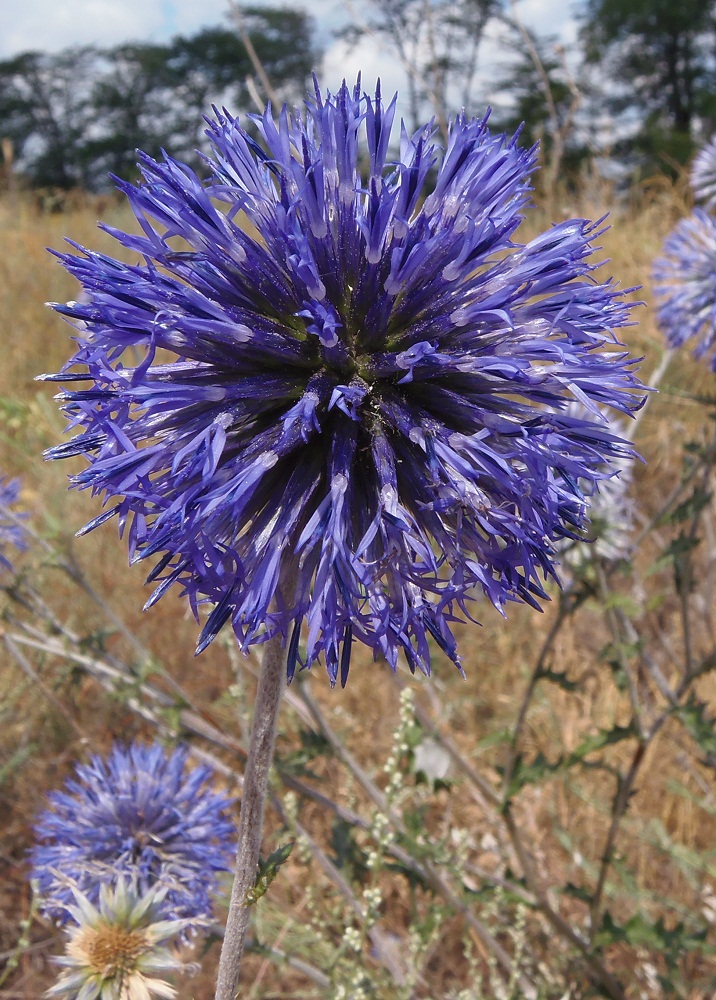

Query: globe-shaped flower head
left=0, top=475, right=27, bottom=572
left=43, top=79, right=644, bottom=684
left=653, top=209, right=716, bottom=369
left=31, top=742, right=235, bottom=929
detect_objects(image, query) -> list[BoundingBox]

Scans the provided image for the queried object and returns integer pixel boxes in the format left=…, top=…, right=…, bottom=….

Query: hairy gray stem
left=214, top=632, right=287, bottom=1000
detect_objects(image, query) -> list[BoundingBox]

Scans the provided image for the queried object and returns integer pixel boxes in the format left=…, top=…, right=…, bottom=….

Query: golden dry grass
left=1, top=181, right=715, bottom=999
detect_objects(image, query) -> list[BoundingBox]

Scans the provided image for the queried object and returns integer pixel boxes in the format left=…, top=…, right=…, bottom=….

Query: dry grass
left=1, top=181, right=715, bottom=999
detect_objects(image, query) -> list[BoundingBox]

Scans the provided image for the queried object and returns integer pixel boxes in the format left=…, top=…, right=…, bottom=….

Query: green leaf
left=328, top=819, right=369, bottom=882
left=567, top=721, right=638, bottom=763
left=594, top=911, right=708, bottom=969
left=0, top=743, right=37, bottom=787
left=276, top=728, right=332, bottom=778
left=661, top=484, right=712, bottom=526
left=674, top=694, right=716, bottom=765
left=537, top=667, right=579, bottom=692
left=662, top=531, right=700, bottom=595
left=592, top=909, right=625, bottom=949
left=562, top=882, right=592, bottom=903
left=602, top=591, right=642, bottom=617
left=501, top=722, right=638, bottom=800
left=245, top=841, right=295, bottom=906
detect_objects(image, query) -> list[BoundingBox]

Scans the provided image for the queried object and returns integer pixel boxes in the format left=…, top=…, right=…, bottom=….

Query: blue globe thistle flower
left=31, top=742, right=235, bottom=930
left=691, top=138, right=716, bottom=211
left=653, top=209, right=716, bottom=368
left=0, top=475, right=27, bottom=572
left=42, top=79, right=644, bottom=684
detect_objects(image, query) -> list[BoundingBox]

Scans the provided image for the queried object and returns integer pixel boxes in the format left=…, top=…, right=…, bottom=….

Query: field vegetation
left=1, top=177, right=716, bottom=999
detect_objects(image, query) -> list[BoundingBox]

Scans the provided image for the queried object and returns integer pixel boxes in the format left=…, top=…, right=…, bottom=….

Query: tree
left=0, top=8, right=318, bottom=191
left=489, top=28, right=587, bottom=189
left=87, top=42, right=199, bottom=183
left=0, top=48, right=99, bottom=188
left=170, top=11, right=318, bottom=111
left=581, top=0, right=716, bottom=171
left=344, top=0, right=503, bottom=137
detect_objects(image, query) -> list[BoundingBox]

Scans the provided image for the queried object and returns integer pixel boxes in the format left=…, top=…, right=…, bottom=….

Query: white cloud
left=0, top=0, right=578, bottom=128
left=0, top=0, right=351, bottom=60
left=0, top=0, right=165, bottom=58
left=322, top=36, right=406, bottom=104
left=515, top=0, right=578, bottom=43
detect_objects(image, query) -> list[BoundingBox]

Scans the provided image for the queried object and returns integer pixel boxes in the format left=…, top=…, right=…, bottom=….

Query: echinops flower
left=42, top=79, right=644, bottom=684
left=653, top=209, right=716, bottom=369
left=47, top=880, right=186, bottom=1000
left=0, top=475, right=27, bottom=572
left=32, top=742, right=234, bottom=929
left=691, top=137, right=716, bottom=211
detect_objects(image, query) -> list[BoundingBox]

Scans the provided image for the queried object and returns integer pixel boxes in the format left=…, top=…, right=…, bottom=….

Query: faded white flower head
left=558, top=403, right=637, bottom=574
left=692, top=137, right=716, bottom=212
left=46, top=879, right=192, bottom=1000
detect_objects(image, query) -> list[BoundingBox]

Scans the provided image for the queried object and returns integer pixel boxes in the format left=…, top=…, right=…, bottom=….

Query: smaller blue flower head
left=653, top=209, right=716, bottom=369
left=691, top=138, right=716, bottom=211
left=31, top=742, right=235, bottom=930
left=0, top=476, right=27, bottom=572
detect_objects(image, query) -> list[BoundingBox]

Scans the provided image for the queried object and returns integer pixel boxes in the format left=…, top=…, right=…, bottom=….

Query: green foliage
left=278, top=728, right=333, bottom=779
left=536, top=667, right=580, bottom=692
left=660, top=483, right=712, bottom=527
left=501, top=721, right=637, bottom=800
left=580, top=0, right=716, bottom=171
left=0, top=10, right=318, bottom=191
left=245, top=841, right=295, bottom=905
left=0, top=743, right=36, bottom=788
left=489, top=30, right=588, bottom=181
left=595, top=910, right=709, bottom=973
left=675, top=694, right=716, bottom=766
left=329, top=819, right=369, bottom=883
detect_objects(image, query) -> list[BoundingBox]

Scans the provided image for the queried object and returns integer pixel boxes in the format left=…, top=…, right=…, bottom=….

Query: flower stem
left=214, top=632, right=287, bottom=1000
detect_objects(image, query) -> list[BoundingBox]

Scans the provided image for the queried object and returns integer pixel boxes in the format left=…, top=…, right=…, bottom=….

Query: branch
left=227, top=2, right=280, bottom=107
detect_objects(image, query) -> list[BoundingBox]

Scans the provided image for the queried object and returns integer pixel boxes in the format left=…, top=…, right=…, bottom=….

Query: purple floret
left=653, top=209, right=716, bottom=368
left=42, top=79, right=645, bottom=684
left=31, top=742, right=235, bottom=929
left=0, top=476, right=27, bottom=572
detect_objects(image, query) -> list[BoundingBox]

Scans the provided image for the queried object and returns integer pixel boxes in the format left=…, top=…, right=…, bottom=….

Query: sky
left=0, top=0, right=579, bottom=119
left=0, top=0, right=345, bottom=59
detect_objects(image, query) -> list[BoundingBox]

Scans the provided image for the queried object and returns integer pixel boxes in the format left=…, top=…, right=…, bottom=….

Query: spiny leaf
left=276, top=728, right=332, bottom=778
left=594, top=911, right=709, bottom=970
left=660, top=484, right=712, bottom=526
left=568, top=721, right=639, bottom=761
left=537, top=667, right=579, bottom=692
left=245, top=841, right=295, bottom=906
left=562, top=882, right=592, bottom=903
left=675, top=694, right=716, bottom=765
left=501, top=722, right=638, bottom=799
left=328, top=819, right=369, bottom=882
